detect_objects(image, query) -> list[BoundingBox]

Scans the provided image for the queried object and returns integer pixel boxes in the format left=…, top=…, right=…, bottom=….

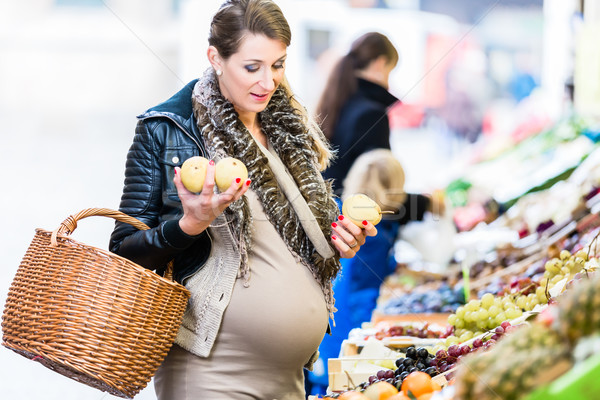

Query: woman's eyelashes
left=244, top=63, right=285, bottom=73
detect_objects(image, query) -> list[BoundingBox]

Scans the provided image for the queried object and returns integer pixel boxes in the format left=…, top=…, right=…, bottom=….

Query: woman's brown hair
left=209, top=0, right=291, bottom=58
left=315, top=32, right=399, bottom=140
left=209, top=0, right=333, bottom=169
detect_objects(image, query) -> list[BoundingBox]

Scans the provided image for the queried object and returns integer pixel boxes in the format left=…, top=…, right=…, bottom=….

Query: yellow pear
left=180, top=156, right=209, bottom=193
left=215, top=157, right=248, bottom=192
left=342, top=194, right=382, bottom=227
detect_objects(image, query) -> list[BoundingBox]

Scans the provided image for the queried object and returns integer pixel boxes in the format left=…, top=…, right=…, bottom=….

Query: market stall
left=310, top=108, right=600, bottom=399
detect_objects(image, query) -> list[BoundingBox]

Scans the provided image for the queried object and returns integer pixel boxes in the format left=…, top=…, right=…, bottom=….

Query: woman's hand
left=330, top=215, right=377, bottom=258
left=174, top=160, right=251, bottom=236
left=428, top=191, right=446, bottom=217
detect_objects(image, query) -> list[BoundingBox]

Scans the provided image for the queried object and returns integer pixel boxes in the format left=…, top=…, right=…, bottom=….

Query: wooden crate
left=328, top=357, right=395, bottom=392
left=328, top=357, right=453, bottom=392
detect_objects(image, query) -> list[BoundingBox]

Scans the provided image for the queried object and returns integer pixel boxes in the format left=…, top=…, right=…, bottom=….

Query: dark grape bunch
left=432, top=321, right=520, bottom=378
left=362, top=346, right=438, bottom=391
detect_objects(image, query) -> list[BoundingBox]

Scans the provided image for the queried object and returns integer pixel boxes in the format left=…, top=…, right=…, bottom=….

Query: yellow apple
left=180, top=156, right=209, bottom=193
left=342, top=194, right=382, bottom=227
left=215, top=157, right=248, bottom=192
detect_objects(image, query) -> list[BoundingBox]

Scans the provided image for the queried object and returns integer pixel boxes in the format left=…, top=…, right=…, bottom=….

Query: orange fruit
left=401, top=371, right=433, bottom=397
left=338, top=391, right=370, bottom=400
left=363, top=381, right=399, bottom=400
left=431, top=380, right=442, bottom=391
left=387, top=393, right=411, bottom=400
left=417, top=393, right=434, bottom=400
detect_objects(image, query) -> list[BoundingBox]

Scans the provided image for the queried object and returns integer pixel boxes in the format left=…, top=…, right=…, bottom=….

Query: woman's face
left=210, top=33, right=287, bottom=120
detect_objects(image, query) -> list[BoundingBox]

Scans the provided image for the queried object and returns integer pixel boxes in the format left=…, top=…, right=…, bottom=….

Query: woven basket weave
left=1, top=208, right=190, bottom=399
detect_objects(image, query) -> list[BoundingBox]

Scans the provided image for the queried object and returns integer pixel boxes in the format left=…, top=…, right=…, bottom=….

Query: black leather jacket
left=109, top=79, right=212, bottom=283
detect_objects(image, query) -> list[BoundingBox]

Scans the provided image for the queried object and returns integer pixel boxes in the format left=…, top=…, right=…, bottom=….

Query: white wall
left=0, top=2, right=180, bottom=399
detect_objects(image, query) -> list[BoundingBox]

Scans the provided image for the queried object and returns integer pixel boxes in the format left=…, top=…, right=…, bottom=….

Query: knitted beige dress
left=154, top=189, right=329, bottom=400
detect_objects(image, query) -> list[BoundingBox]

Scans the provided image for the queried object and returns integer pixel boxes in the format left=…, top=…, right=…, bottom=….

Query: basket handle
left=50, top=208, right=176, bottom=281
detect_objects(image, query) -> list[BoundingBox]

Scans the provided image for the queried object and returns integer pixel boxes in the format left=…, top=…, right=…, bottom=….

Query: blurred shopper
left=307, top=149, right=445, bottom=395
left=316, top=32, right=400, bottom=194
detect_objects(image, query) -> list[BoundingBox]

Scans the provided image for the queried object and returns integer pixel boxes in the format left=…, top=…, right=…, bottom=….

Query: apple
left=342, top=194, right=382, bottom=227
left=215, top=157, right=248, bottom=192
left=180, top=156, right=209, bottom=193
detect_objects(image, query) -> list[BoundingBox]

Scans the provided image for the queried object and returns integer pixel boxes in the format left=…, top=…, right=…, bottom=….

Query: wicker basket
left=1, top=208, right=190, bottom=399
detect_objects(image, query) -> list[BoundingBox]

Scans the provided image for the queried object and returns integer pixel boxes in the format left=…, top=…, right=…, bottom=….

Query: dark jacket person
left=317, top=32, right=400, bottom=194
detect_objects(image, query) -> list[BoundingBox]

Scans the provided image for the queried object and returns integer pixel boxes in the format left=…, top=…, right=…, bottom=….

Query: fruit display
left=320, top=371, right=442, bottom=400
left=324, top=245, right=600, bottom=399
left=445, top=289, right=547, bottom=344
left=316, top=128, right=600, bottom=400
left=342, top=194, right=383, bottom=227
left=445, top=248, right=599, bottom=345
left=454, top=321, right=572, bottom=400
left=474, top=262, right=546, bottom=298
left=363, top=346, right=439, bottom=390
left=365, top=320, right=520, bottom=385
left=552, top=270, right=600, bottom=345
left=371, top=323, right=446, bottom=340
left=378, top=274, right=452, bottom=309
left=378, top=283, right=465, bottom=315
left=539, top=248, right=598, bottom=293
left=452, top=270, right=600, bottom=400
left=445, top=114, right=594, bottom=230
left=429, top=321, right=515, bottom=375
left=456, top=250, right=526, bottom=281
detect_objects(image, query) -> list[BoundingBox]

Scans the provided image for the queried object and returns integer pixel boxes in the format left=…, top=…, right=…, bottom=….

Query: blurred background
left=0, top=0, right=597, bottom=398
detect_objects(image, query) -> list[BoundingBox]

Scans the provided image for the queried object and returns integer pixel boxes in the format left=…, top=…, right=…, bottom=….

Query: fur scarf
left=191, top=69, right=340, bottom=316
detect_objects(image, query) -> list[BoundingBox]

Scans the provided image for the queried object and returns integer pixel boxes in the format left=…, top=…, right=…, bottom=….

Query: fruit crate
left=469, top=251, right=544, bottom=292
left=328, top=357, right=451, bottom=392
left=328, top=357, right=397, bottom=392
left=524, top=351, right=600, bottom=400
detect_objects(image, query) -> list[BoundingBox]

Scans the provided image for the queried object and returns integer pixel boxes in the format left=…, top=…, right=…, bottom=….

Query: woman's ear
left=207, top=46, right=223, bottom=71
left=372, top=55, right=389, bottom=71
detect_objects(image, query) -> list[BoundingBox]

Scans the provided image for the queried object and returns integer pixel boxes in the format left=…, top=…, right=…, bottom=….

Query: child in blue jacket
left=307, top=149, right=445, bottom=394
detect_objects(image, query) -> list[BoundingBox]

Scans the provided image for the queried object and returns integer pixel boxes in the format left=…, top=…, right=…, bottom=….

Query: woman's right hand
left=173, top=159, right=251, bottom=236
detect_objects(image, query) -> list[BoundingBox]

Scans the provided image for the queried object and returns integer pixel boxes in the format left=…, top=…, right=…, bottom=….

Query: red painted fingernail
left=174, top=168, right=178, bottom=175
left=331, top=235, right=337, bottom=240
left=209, top=160, right=215, bottom=166
left=245, top=179, right=252, bottom=186
left=235, top=178, right=241, bottom=184
left=362, top=220, right=368, bottom=226
left=338, top=215, right=345, bottom=221
left=331, top=222, right=337, bottom=228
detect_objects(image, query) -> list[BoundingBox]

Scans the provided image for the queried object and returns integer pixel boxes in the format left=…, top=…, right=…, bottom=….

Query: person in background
left=109, top=1, right=377, bottom=399
left=316, top=32, right=400, bottom=194
left=306, top=149, right=445, bottom=395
